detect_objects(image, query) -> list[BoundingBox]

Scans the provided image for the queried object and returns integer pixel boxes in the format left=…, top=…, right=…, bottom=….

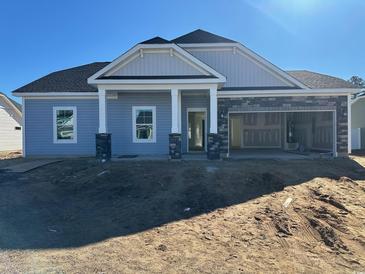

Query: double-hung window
left=53, top=106, right=77, bottom=144
left=132, top=106, right=156, bottom=143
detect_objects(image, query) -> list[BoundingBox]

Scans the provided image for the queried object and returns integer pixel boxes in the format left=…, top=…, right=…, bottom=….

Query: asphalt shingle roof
left=286, top=70, right=357, bottom=89
left=172, top=29, right=237, bottom=44
left=13, top=62, right=358, bottom=94
left=13, top=62, right=110, bottom=93
left=140, top=36, right=171, bottom=44
left=12, top=30, right=359, bottom=94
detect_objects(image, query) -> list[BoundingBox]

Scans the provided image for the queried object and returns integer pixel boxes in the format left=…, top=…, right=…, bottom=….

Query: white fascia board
left=176, top=43, right=239, bottom=48
left=13, top=92, right=98, bottom=97
left=217, top=88, right=359, bottom=98
left=179, top=42, right=310, bottom=89
left=87, top=43, right=227, bottom=85
left=97, top=83, right=217, bottom=91
left=89, top=78, right=223, bottom=85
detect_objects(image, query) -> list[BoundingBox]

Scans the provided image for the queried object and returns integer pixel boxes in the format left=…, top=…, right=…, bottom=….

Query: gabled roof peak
left=140, top=36, right=171, bottom=44
left=172, top=29, right=237, bottom=44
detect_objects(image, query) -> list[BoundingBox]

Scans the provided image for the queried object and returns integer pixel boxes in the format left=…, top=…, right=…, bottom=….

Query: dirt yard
left=0, top=156, right=364, bottom=273
left=0, top=150, right=22, bottom=161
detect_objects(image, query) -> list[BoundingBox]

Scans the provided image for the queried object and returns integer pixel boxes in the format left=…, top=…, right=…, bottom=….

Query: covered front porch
left=96, top=84, right=220, bottom=160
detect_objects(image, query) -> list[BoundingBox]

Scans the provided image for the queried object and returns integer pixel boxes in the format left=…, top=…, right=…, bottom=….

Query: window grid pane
left=135, top=108, right=154, bottom=140
left=56, top=109, right=74, bottom=140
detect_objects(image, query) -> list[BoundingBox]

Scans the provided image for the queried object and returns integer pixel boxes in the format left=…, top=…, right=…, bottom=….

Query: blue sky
left=1, top=0, right=364, bottom=101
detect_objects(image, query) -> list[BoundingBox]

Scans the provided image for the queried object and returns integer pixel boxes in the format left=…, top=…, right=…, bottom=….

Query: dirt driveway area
left=0, top=156, right=364, bottom=273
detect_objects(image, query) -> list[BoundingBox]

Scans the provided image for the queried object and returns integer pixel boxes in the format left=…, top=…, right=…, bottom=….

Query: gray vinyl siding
left=113, top=52, right=204, bottom=76
left=107, top=92, right=171, bottom=155
left=187, top=49, right=292, bottom=88
left=24, top=99, right=98, bottom=156
left=181, top=93, right=210, bottom=153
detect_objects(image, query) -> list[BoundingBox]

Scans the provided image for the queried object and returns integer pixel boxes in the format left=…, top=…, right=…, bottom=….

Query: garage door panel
left=313, top=126, right=333, bottom=149
left=243, top=129, right=281, bottom=147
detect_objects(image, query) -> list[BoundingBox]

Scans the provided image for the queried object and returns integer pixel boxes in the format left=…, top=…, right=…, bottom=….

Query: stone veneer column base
left=207, top=133, right=220, bottom=160
left=96, top=133, right=111, bottom=161
left=169, top=133, right=182, bottom=159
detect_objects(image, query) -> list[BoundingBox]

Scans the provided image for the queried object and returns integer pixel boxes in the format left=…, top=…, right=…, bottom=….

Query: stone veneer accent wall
left=207, top=133, right=220, bottom=159
left=169, top=133, right=182, bottom=159
left=217, top=96, right=348, bottom=157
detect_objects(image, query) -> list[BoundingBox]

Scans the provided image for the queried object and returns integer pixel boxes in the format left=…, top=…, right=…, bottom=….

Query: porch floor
left=111, top=149, right=332, bottom=161
left=112, top=153, right=208, bottom=161
left=229, top=149, right=331, bottom=160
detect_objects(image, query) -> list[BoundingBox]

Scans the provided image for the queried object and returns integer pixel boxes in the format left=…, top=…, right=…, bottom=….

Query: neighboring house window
left=53, top=106, right=77, bottom=144
left=132, top=106, right=156, bottom=143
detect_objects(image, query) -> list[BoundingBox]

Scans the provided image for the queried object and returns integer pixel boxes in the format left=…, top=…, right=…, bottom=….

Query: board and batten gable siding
left=187, top=49, right=292, bottom=88
left=112, top=52, right=205, bottom=76
left=181, top=93, right=210, bottom=153
left=107, top=92, right=171, bottom=155
left=24, top=99, right=98, bottom=156
left=0, top=99, right=22, bottom=151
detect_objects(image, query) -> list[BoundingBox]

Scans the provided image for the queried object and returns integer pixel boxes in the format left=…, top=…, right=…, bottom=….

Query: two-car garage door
left=230, top=113, right=282, bottom=148
left=229, top=111, right=335, bottom=154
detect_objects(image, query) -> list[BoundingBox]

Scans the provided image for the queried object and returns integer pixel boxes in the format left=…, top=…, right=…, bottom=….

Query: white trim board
left=348, top=95, right=352, bottom=154
left=21, top=97, right=26, bottom=157
left=217, top=88, right=359, bottom=98
left=132, top=106, right=157, bottom=143
left=13, top=92, right=98, bottom=97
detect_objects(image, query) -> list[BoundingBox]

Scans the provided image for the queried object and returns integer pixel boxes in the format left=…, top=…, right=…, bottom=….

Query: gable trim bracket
left=87, top=44, right=227, bottom=86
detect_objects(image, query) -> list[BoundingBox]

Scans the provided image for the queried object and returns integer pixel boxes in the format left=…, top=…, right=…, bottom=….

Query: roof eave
left=88, top=78, right=225, bottom=85
left=217, top=88, right=361, bottom=97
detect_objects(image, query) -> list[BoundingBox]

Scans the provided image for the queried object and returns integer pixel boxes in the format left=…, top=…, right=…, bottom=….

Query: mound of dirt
left=251, top=176, right=365, bottom=271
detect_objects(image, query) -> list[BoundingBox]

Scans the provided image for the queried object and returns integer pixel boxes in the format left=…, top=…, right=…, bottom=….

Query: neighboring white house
left=0, top=92, right=22, bottom=152
left=351, top=92, right=365, bottom=150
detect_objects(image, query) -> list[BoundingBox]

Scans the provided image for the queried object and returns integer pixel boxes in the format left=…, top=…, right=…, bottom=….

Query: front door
left=188, top=111, right=206, bottom=152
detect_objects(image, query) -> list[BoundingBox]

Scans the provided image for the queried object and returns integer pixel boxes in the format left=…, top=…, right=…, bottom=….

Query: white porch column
left=209, top=87, right=218, bottom=134
left=178, top=90, right=182, bottom=133
left=171, top=88, right=180, bottom=133
left=348, top=95, right=352, bottom=154
left=98, top=88, right=107, bottom=133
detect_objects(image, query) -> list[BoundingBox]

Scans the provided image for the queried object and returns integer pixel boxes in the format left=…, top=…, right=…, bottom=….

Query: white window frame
left=53, top=106, right=78, bottom=144
left=132, top=106, right=156, bottom=143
